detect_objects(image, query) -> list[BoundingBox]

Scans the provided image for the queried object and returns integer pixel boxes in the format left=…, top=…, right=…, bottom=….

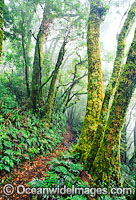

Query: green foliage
left=0, top=110, right=66, bottom=172
left=28, top=151, right=88, bottom=199
left=1, top=1, right=135, bottom=200
left=97, top=181, right=128, bottom=200
left=0, top=80, right=18, bottom=114
left=121, top=164, right=135, bottom=191
left=98, top=196, right=127, bottom=200
left=66, top=195, right=87, bottom=200
left=0, top=71, right=26, bottom=105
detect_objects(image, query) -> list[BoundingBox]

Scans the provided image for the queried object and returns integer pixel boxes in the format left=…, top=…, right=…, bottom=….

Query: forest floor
left=0, top=125, right=75, bottom=200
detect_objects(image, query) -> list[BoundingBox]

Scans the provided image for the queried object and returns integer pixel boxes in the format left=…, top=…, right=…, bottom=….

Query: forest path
left=0, top=125, right=75, bottom=200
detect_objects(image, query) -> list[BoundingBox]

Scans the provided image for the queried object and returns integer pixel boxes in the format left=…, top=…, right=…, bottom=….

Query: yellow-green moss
left=85, top=0, right=136, bottom=169
left=89, top=29, right=136, bottom=184
left=72, top=0, right=106, bottom=159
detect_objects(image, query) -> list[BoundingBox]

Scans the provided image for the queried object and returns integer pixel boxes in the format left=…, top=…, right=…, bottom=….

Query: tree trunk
left=21, top=34, right=30, bottom=97
left=31, top=6, right=52, bottom=110
left=44, top=40, right=66, bottom=121
left=85, top=1, right=136, bottom=167
left=87, top=29, right=136, bottom=184
left=0, top=0, right=4, bottom=62
left=72, top=0, right=106, bottom=159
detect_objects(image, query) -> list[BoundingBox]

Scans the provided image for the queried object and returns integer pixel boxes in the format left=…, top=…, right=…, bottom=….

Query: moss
left=72, top=0, right=105, bottom=159
left=88, top=29, right=136, bottom=184
left=31, top=10, right=52, bottom=110
left=85, top=1, right=136, bottom=169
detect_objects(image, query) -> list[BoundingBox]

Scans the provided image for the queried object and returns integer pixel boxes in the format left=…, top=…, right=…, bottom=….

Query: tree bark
left=87, top=29, right=136, bottom=184
left=72, top=0, right=106, bottom=159
left=31, top=6, right=52, bottom=110
left=86, top=1, right=136, bottom=166
left=44, top=39, right=66, bottom=121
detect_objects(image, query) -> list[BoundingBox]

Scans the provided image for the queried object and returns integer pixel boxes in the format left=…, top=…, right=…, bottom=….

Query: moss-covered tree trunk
left=44, top=40, right=66, bottom=121
left=31, top=7, right=52, bottom=110
left=85, top=1, right=136, bottom=167
left=87, top=29, right=136, bottom=184
left=72, top=0, right=106, bottom=159
left=0, top=0, right=4, bottom=62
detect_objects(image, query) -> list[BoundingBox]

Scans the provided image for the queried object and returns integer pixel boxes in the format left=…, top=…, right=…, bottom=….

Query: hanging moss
left=0, top=0, right=4, bottom=62
left=85, top=0, right=136, bottom=168
left=72, top=0, right=106, bottom=159
left=88, top=29, right=136, bottom=185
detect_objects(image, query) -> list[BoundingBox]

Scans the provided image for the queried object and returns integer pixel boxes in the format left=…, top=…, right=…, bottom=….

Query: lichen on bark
left=72, top=0, right=106, bottom=159
left=88, top=29, right=136, bottom=184
left=85, top=0, right=136, bottom=168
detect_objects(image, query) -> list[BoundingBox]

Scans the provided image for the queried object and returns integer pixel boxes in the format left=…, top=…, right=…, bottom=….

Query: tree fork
left=87, top=29, right=136, bottom=184
left=85, top=0, right=136, bottom=168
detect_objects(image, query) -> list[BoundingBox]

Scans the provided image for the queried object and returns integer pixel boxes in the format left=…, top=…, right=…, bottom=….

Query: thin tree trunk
left=21, top=35, right=30, bottom=97
left=44, top=40, right=66, bottom=121
left=31, top=6, right=52, bottom=110
left=87, top=29, right=136, bottom=184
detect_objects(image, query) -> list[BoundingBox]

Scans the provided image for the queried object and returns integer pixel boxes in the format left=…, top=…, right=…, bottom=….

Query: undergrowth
left=28, top=150, right=134, bottom=200
left=0, top=108, right=66, bottom=173
left=0, top=78, right=66, bottom=174
left=28, top=151, right=88, bottom=200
